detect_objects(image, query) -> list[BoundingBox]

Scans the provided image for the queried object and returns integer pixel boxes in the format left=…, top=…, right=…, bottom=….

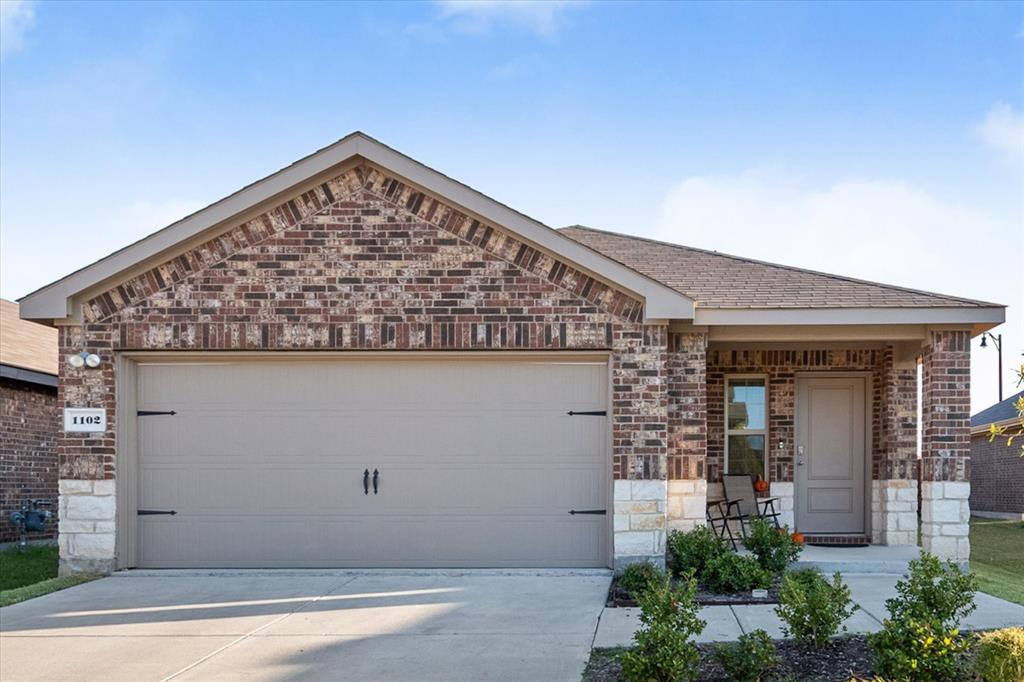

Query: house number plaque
left=63, top=408, right=107, bottom=433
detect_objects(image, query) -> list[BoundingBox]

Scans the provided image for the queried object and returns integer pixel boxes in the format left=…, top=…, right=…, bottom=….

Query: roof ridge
left=560, top=225, right=1002, bottom=308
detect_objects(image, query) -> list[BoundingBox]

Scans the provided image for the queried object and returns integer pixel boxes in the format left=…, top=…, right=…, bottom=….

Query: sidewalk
left=593, top=573, right=1024, bottom=648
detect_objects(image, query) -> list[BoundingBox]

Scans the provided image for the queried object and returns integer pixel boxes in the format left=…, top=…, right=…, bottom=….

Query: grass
left=970, top=516, right=1024, bottom=605
left=0, top=545, right=98, bottom=607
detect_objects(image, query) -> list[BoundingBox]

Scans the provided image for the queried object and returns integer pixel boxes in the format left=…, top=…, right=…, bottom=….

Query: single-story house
left=1, top=298, right=59, bottom=545
left=19, top=133, right=1004, bottom=574
left=969, top=390, right=1024, bottom=520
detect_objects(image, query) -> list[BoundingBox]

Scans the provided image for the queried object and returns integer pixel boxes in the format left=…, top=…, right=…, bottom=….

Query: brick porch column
left=666, top=331, right=708, bottom=532
left=872, top=344, right=919, bottom=545
left=920, top=330, right=972, bottom=562
left=611, top=326, right=669, bottom=570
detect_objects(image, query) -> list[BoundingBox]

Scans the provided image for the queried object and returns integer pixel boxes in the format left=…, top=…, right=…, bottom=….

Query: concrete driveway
left=0, top=570, right=611, bottom=682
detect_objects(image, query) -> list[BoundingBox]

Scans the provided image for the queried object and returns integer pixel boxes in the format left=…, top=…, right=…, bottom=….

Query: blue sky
left=1, top=0, right=1021, bottom=410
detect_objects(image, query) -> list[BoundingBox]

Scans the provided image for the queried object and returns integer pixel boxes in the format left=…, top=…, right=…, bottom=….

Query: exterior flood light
left=66, top=352, right=102, bottom=369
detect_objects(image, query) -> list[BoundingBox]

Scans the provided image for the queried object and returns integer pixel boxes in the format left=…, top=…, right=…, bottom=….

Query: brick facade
left=0, top=379, right=59, bottom=544
left=56, top=163, right=669, bottom=572
left=920, top=330, right=972, bottom=561
left=970, top=431, right=1024, bottom=516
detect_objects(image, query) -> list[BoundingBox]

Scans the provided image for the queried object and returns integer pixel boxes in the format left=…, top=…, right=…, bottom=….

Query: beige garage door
left=135, top=358, right=609, bottom=568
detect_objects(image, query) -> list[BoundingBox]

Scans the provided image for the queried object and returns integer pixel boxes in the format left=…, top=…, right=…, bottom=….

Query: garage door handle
left=568, top=509, right=606, bottom=515
left=138, top=509, right=177, bottom=515
left=372, top=469, right=379, bottom=495
left=363, top=469, right=370, bottom=495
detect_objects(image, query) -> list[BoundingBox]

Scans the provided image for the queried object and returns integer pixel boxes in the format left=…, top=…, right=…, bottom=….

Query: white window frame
left=724, top=374, right=769, bottom=480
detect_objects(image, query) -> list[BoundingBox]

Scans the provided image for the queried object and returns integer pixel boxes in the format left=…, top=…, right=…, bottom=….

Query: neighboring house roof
left=0, top=299, right=58, bottom=387
left=560, top=225, right=998, bottom=309
left=16, top=132, right=1004, bottom=330
left=972, top=390, right=1024, bottom=431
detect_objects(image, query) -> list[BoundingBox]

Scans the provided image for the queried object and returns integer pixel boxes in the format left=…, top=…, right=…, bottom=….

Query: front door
left=795, top=376, right=866, bottom=534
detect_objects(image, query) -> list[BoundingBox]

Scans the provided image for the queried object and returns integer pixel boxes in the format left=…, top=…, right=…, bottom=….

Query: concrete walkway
left=594, top=573, right=1024, bottom=648
left=0, top=570, right=611, bottom=682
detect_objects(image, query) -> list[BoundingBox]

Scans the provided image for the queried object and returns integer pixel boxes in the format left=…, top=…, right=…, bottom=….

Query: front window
left=725, top=377, right=767, bottom=478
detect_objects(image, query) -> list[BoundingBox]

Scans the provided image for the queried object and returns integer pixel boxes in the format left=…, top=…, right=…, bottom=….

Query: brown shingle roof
left=559, top=226, right=998, bottom=309
left=0, top=299, right=58, bottom=375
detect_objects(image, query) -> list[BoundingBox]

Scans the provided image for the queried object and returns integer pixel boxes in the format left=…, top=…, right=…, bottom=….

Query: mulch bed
left=585, top=636, right=877, bottom=682
left=607, top=575, right=781, bottom=607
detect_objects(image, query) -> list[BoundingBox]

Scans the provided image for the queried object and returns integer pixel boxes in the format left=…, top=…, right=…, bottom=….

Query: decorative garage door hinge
left=566, top=410, right=607, bottom=416
left=137, top=410, right=177, bottom=416
left=137, top=509, right=177, bottom=515
left=568, top=509, right=607, bottom=515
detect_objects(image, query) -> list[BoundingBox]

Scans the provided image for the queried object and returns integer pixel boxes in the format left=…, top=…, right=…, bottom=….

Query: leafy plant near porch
left=972, top=627, right=1024, bottom=682
left=702, top=552, right=772, bottom=593
left=868, top=552, right=978, bottom=681
left=775, top=568, right=857, bottom=647
left=743, top=518, right=803, bottom=573
left=620, top=574, right=706, bottom=682
left=666, top=525, right=727, bottom=579
left=618, top=561, right=667, bottom=599
left=713, top=628, right=780, bottom=682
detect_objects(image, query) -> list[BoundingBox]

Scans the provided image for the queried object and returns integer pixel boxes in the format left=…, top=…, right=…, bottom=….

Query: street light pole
left=980, top=332, right=1003, bottom=402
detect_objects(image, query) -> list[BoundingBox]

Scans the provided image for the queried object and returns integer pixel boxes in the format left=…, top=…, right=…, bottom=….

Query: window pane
left=727, top=434, right=765, bottom=477
left=727, top=379, right=766, bottom=430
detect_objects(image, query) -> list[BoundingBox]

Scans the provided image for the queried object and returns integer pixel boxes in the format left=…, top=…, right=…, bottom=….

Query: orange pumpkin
left=791, top=532, right=805, bottom=545
left=754, top=478, right=769, bottom=493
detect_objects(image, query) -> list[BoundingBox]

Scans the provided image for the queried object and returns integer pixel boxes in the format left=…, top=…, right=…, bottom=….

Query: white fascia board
left=694, top=306, right=1005, bottom=328
left=19, top=133, right=694, bottom=323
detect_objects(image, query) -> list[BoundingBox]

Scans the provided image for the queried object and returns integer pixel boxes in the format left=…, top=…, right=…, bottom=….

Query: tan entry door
left=795, top=376, right=866, bottom=534
left=135, top=358, right=608, bottom=568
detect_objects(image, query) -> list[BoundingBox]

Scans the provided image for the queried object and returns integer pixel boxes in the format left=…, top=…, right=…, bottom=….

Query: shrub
left=702, top=552, right=772, bottom=593
left=713, top=628, right=780, bottom=682
left=973, top=627, right=1024, bottom=682
left=666, top=525, right=727, bottom=579
left=883, top=553, right=978, bottom=627
left=620, top=575, right=706, bottom=682
left=742, top=518, right=802, bottom=574
left=775, top=569, right=857, bottom=646
left=618, top=561, right=666, bottom=599
left=868, top=553, right=979, bottom=681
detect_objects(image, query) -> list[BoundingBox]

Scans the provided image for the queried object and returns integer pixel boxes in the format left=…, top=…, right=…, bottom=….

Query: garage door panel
left=136, top=359, right=608, bottom=568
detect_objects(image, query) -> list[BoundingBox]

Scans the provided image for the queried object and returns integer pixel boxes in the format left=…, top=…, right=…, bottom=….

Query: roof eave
left=693, top=306, right=1005, bottom=332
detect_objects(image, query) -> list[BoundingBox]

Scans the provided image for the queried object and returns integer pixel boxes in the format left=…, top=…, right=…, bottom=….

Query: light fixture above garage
left=66, top=351, right=102, bottom=369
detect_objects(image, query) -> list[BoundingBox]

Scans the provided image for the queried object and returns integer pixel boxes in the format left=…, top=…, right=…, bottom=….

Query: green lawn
left=970, top=516, right=1024, bottom=605
left=0, top=545, right=98, bottom=607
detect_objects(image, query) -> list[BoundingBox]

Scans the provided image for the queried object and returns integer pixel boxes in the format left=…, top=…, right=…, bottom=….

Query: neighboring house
left=969, top=391, right=1024, bottom=520
left=0, top=298, right=59, bottom=545
left=18, top=133, right=1004, bottom=574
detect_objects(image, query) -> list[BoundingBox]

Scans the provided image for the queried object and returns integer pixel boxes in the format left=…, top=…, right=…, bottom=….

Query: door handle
left=797, top=445, right=805, bottom=466
left=363, top=469, right=370, bottom=495
left=372, top=469, right=379, bottom=495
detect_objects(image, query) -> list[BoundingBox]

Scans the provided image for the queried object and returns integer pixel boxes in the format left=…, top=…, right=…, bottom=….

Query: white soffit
left=18, top=132, right=695, bottom=323
left=693, top=306, right=1005, bottom=328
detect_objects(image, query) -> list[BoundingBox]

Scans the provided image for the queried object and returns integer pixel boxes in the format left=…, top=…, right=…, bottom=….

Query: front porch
left=650, top=328, right=973, bottom=566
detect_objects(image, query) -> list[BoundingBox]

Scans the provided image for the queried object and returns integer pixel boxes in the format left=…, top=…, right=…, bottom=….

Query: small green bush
left=775, top=569, right=856, bottom=647
left=883, top=552, right=978, bottom=627
left=973, top=627, right=1024, bottom=682
left=620, top=575, right=706, bottom=682
left=713, top=628, right=780, bottom=682
left=702, top=552, right=772, bottom=593
left=618, top=561, right=666, bottom=599
left=868, top=553, right=979, bottom=681
left=742, top=518, right=802, bottom=574
left=666, top=525, right=727, bottom=579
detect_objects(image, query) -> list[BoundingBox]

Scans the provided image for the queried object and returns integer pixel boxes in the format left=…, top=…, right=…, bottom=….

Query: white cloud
left=430, top=1, right=585, bottom=38
left=652, top=169, right=1022, bottom=412
left=0, top=0, right=35, bottom=56
left=975, top=102, right=1024, bottom=162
